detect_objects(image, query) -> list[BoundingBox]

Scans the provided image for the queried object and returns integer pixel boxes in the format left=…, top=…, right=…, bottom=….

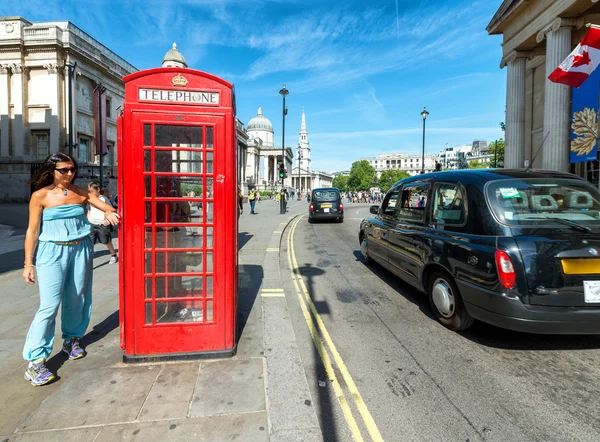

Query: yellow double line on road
left=286, top=216, right=383, bottom=442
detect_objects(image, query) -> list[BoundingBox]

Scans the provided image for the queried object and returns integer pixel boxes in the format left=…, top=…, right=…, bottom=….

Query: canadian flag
left=549, top=26, right=600, bottom=88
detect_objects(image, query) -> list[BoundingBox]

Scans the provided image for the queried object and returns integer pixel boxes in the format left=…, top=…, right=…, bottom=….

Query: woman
left=22, top=153, right=119, bottom=386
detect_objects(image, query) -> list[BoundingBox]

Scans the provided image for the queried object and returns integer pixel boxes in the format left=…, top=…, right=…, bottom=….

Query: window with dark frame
left=33, top=131, right=49, bottom=160
left=381, top=190, right=400, bottom=216
left=396, top=183, right=430, bottom=222
left=431, top=183, right=466, bottom=226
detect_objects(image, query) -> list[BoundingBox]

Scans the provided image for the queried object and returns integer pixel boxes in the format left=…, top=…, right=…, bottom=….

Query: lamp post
left=279, top=84, right=289, bottom=214
left=494, top=140, right=498, bottom=168
left=420, top=106, right=429, bottom=174
left=65, top=61, right=77, bottom=157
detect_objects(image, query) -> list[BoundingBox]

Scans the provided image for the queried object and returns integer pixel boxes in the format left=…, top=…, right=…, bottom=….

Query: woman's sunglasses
left=55, top=167, right=77, bottom=174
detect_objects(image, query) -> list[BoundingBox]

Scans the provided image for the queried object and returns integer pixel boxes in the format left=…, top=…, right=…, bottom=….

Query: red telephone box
left=117, top=67, right=237, bottom=361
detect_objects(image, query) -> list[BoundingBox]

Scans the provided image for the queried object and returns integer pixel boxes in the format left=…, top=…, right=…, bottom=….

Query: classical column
left=0, top=65, right=9, bottom=158
left=44, top=64, right=61, bottom=154
left=538, top=18, right=581, bottom=171
left=502, top=52, right=527, bottom=168
left=10, top=64, right=27, bottom=158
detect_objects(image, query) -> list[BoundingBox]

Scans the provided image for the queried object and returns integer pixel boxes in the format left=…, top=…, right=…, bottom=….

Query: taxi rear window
left=312, top=190, right=339, bottom=201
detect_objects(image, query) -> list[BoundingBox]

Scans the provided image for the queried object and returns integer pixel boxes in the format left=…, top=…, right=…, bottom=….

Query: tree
left=489, top=138, right=505, bottom=168
left=347, top=160, right=376, bottom=191
left=332, top=175, right=349, bottom=191
left=467, top=160, right=487, bottom=169
left=378, top=169, right=410, bottom=192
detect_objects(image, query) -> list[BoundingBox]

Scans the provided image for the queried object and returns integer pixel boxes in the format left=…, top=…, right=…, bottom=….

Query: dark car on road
left=309, top=188, right=344, bottom=223
left=359, top=169, right=600, bottom=334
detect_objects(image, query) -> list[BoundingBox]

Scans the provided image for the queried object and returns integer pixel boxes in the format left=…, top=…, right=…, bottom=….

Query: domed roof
left=247, top=107, right=273, bottom=133
left=162, top=42, right=187, bottom=68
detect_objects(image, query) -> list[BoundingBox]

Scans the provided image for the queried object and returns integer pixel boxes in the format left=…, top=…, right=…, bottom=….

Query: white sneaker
left=109, top=255, right=118, bottom=264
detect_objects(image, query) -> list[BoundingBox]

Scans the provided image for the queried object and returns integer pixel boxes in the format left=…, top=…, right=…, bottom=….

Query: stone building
left=0, top=16, right=137, bottom=201
left=487, top=0, right=600, bottom=177
left=362, top=152, right=438, bottom=177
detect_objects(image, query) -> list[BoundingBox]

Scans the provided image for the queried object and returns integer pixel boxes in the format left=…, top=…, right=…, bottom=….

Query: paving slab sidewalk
left=0, top=199, right=321, bottom=442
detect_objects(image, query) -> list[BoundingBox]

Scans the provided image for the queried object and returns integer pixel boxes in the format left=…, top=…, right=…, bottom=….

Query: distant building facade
left=0, top=17, right=137, bottom=202
left=362, top=152, right=438, bottom=177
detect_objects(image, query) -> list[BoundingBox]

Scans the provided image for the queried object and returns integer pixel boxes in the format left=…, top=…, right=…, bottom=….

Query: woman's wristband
left=24, top=264, right=35, bottom=268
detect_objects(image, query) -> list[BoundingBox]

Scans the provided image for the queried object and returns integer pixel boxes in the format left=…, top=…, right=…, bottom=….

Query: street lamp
left=420, top=106, right=429, bottom=174
left=279, top=84, right=289, bottom=214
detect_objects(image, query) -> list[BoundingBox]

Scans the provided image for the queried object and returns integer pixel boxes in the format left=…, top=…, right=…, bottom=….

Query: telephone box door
left=126, top=112, right=229, bottom=355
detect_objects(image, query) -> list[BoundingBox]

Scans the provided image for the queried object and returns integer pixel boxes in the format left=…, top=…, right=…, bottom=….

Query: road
left=280, top=204, right=600, bottom=442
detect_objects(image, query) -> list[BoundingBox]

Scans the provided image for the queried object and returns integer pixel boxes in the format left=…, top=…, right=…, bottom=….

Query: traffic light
left=278, top=163, right=285, bottom=179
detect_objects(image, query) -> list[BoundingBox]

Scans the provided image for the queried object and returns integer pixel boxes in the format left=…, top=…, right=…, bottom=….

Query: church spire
left=301, top=107, right=306, bottom=132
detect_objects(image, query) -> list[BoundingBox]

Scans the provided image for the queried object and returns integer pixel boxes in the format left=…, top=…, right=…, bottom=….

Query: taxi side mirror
left=370, top=205, right=380, bottom=215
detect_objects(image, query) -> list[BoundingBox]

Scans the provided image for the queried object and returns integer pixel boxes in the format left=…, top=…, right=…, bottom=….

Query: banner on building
left=570, top=66, right=599, bottom=164
left=94, top=86, right=108, bottom=156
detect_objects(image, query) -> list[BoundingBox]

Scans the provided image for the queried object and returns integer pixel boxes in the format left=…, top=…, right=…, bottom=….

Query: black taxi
left=359, top=169, right=600, bottom=334
left=309, top=188, right=344, bottom=223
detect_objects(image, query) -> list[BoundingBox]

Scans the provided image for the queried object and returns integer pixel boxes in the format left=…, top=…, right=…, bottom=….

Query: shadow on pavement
left=0, top=249, right=26, bottom=274
left=46, top=311, right=119, bottom=374
left=352, top=250, right=435, bottom=322
left=237, top=264, right=263, bottom=342
left=238, top=231, right=253, bottom=251
left=296, top=262, right=340, bottom=442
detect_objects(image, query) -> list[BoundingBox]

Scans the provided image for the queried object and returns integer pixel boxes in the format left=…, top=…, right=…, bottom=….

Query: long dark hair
left=29, top=152, right=79, bottom=191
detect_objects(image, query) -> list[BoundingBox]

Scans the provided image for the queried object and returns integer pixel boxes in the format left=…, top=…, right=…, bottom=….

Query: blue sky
left=1, top=0, right=506, bottom=172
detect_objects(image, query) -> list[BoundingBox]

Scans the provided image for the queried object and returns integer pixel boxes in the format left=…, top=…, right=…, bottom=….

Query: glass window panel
left=206, top=202, right=213, bottom=223
left=155, top=176, right=202, bottom=199
left=155, top=125, right=203, bottom=148
left=206, top=276, right=213, bottom=298
left=155, top=227, right=203, bottom=249
left=144, top=151, right=152, bottom=171
left=205, top=178, right=213, bottom=198
left=144, top=124, right=151, bottom=146
left=397, top=184, right=430, bottom=222
left=145, top=202, right=152, bottom=223
left=154, top=150, right=203, bottom=174
left=155, top=251, right=203, bottom=273
left=206, top=300, right=213, bottom=322
left=206, top=151, right=213, bottom=173
left=155, top=300, right=205, bottom=323
left=206, top=252, right=213, bottom=272
left=206, top=126, right=213, bottom=149
left=145, top=252, right=152, bottom=274
left=155, top=276, right=203, bottom=299
left=145, top=302, right=152, bottom=324
left=144, top=176, right=152, bottom=197
left=207, top=227, right=213, bottom=248
left=145, top=278, right=153, bottom=299
left=145, top=229, right=153, bottom=248
left=154, top=201, right=203, bottom=224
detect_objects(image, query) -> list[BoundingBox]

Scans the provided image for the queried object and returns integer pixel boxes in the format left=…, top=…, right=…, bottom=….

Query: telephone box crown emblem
left=171, top=73, right=188, bottom=87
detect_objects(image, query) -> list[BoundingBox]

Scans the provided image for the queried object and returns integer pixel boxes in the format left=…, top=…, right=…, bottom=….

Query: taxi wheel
left=428, top=271, right=474, bottom=331
left=360, top=234, right=373, bottom=265
left=308, top=217, right=314, bottom=224
left=338, top=217, right=344, bottom=223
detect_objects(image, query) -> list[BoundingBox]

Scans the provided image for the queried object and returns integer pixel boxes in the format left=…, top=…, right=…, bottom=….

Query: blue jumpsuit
left=23, top=204, right=93, bottom=361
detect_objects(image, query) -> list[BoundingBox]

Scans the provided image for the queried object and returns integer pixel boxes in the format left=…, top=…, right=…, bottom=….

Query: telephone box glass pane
left=206, top=276, right=213, bottom=298
left=155, top=125, right=203, bottom=148
left=155, top=176, right=203, bottom=199
left=155, top=251, right=203, bottom=273
left=145, top=229, right=153, bottom=248
left=144, top=176, right=152, bottom=197
left=206, top=152, right=213, bottom=173
left=145, top=303, right=152, bottom=324
left=206, top=252, right=213, bottom=272
left=153, top=201, right=202, bottom=224
left=206, top=126, right=213, bottom=149
left=155, top=276, right=203, bottom=299
left=207, top=227, right=213, bottom=248
left=144, top=124, right=151, bottom=146
left=155, top=301, right=204, bottom=323
left=155, top=150, right=202, bottom=173
left=145, top=252, right=152, bottom=274
left=145, top=278, right=153, bottom=299
left=205, top=202, right=213, bottom=223
left=144, top=151, right=151, bottom=171
left=205, top=177, right=214, bottom=198
left=155, top=228, right=203, bottom=249
left=206, top=300, right=213, bottom=322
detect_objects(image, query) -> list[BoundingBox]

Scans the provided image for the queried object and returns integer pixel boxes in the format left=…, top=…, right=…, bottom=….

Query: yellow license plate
left=321, top=204, right=332, bottom=208
left=561, top=259, right=600, bottom=275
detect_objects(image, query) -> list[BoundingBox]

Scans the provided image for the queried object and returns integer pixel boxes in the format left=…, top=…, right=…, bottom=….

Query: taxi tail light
left=339, top=203, right=343, bottom=211
left=309, top=203, right=314, bottom=212
left=495, top=250, right=516, bottom=289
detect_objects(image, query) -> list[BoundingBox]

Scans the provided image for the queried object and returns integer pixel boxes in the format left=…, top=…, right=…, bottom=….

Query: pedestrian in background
left=87, top=182, right=118, bottom=264
left=248, top=187, right=257, bottom=215
left=22, top=153, right=119, bottom=386
left=238, top=185, right=244, bottom=217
